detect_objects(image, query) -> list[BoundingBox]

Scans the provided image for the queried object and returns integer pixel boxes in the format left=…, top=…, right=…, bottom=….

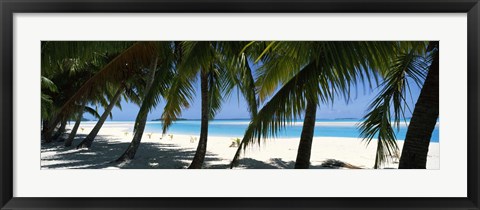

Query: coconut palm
left=41, top=76, right=61, bottom=142
left=74, top=66, right=152, bottom=149
left=76, top=85, right=125, bottom=148
left=41, top=59, right=106, bottom=143
left=62, top=60, right=115, bottom=147
left=51, top=120, right=68, bottom=140
left=48, top=42, right=159, bottom=148
left=41, top=70, right=72, bottom=143
left=359, top=42, right=430, bottom=168
left=64, top=100, right=87, bottom=147
left=161, top=41, right=258, bottom=169
left=116, top=42, right=177, bottom=162
left=398, top=41, right=439, bottom=168
left=230, top=41, right=404, bottom=169
left=41, top=41, right=139, bottom=143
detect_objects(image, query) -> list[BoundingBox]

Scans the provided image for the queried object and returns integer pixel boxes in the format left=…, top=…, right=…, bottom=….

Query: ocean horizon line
left=78, top=118, right=423, bottom=123
left=84, top=118, right=368, bottom=122
left=70, top=120, right=439, bottom=142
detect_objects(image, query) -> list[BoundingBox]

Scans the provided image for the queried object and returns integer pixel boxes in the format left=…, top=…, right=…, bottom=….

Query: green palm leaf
left=359, top=45, right=429, bottom=168
left=56, top=41, right=159, bottom=120
left=83, top=105, right=101, bottom=119
left=231, top=62, right=327, bottom=167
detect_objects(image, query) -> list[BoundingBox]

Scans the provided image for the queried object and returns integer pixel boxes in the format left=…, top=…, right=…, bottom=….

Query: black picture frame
left=1, top=0, right=479, bottom=209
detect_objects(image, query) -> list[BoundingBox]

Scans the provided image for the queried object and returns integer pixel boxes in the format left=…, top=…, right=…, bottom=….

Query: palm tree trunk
left=42, top=122, right=54, bottom=143
left=399, top=42, right=439, bottom=169
left=41, top=120, right=49, bottom=135
left=116, top=113, right=148, bottom=161
left=188, top=70, right=209, bottom=169
left=373, top=139, right=382, bottom=169
left=116, top=57, right=158, bottom=162
left=76, top=86, right=124, bottom=149
left=64, top=101, right=87, bottom=147
left=294, top=99, right=317, bottom=169
left=43, top=117, right=61, bottom=143
left=52, top=120, right=67, bottom=141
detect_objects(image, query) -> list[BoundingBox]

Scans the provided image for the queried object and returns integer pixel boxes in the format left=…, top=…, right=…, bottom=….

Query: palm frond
left=358, top=46, right=429, bottom=168
left=231, top=62, right=326, bottom=167
left=236, top=54, right=258, bottom=117
left=84, top=106, right=101, bottom=119
left=217, top=42, right=259, bottom=117
left=161, top=69, right=197, bottom=134
left=253, top=42, right=312, bottom=102
left=41, top=41, right=136, bottom=75
left=41, top=76, right=58, bottom=93
left=161, top=41, right=246, bottom=132
left=133, top=43, right=177, bottom=132
left=56, top=41, right=158, bottom=121
left=207, top=65, right=225, bottom=119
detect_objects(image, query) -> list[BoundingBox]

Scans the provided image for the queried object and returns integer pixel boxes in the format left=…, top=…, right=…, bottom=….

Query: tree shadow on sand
left=41, top=134, right=225, bottom=169
left=41, top=134, right=362, bottom=169
left=232, top=158, right=359, bottom=169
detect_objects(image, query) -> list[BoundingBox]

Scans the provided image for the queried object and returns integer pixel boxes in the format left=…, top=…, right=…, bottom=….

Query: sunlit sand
left=41, top=122, right=440, bottom=169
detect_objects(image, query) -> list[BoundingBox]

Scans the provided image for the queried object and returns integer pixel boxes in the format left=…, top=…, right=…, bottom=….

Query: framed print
left=1, top=0, right=479, bottom=209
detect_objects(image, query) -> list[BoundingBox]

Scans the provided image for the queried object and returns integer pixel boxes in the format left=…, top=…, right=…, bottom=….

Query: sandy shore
left=41, top=122, right=440, bottom=169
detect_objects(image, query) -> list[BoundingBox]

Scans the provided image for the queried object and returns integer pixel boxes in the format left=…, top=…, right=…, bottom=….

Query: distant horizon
left=82, top=60, right=423, bottom=121
left=80, top=117, right=418, bottom=122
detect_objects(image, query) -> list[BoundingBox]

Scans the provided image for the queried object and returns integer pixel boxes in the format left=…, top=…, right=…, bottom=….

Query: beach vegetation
left=160, top=41, right=258, bottom=168
left=40, top=41, right=439, bottom=169
left=230, top=41, right=408, bottom=169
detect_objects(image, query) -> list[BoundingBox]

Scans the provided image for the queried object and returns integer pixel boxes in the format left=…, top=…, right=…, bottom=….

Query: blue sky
left=84, top=77, right=422, bottom=121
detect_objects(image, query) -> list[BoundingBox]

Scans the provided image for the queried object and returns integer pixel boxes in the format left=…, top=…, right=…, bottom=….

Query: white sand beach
left=41, top=122, right=440, bottom=169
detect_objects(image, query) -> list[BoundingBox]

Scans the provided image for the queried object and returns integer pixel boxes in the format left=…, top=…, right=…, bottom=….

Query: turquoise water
left=142, top=119, right=439, bottom=142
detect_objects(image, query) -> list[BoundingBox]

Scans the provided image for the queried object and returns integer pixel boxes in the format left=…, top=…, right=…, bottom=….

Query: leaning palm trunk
left=294, top=100, right=317, bottom=169
left=373, top=138, right=384, bottom=169
left=43, top=117, right=61, bottom=143
left=76, top=86, right=124, bottom=149
left=41, top=120, right=49, bottom=135
left=42, top=123, right=55, bottom=143
left=116, top=112, right=148, bottom=161
left=52, top=120, right=67, bottom=141
left=399, top=43, right=439, bottom=169
left=188, top=70, right=209, bottom=169
left=64, top=101, right=87, bottom=147
left=116, top=57, right=158, bottom=162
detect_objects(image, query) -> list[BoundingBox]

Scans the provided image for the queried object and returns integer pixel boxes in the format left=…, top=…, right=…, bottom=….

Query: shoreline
left=41, top=123, right=440, bottom=169
left=70, top=120, right=440, bottom=141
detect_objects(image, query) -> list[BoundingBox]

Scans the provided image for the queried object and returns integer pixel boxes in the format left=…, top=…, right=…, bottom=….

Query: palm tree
left=41, top=68, right=71, bottom=143
left=358, top=42, right=430, bottom=168
left=357, top=42, right=438, bottom=169
left=41, top=59, right=105, bottom=143
left=161, top=41, right=258, bottom=169
left=64, top=100, right=87, bottom=147
left=41, top=41, right=138, bottom=143
left=398, top=41, right=439, bottom=169
left=161, top=41, right=225, bottom=169
left=114, top=57, right=158, bottom=160
left=230, top=41, right=401, bottom=169
left=63, top=97, right=104, bottom=147
left=41, top=76, right=58, bottom=140
left=76, top=85, right=125, bottom=148
left=116, top=42, right=177, bottom=162
left=229, top=60, right=331, bottom=169
left=51, top=120, right=67, bottom=140
left=50, top=42, right=159, bottom=148
left=295, top=98, right=317, bottom=168
left=249, top=42, right=326, bottom=169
